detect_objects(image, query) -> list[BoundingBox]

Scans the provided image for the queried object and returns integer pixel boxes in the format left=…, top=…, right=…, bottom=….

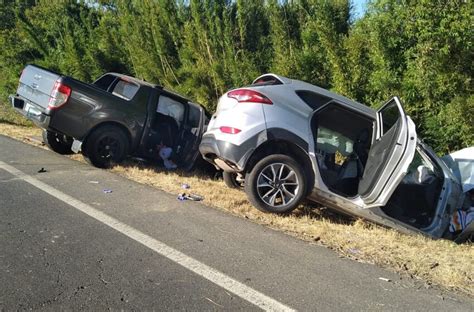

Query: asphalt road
left=0, top=135, right=472, bottom=311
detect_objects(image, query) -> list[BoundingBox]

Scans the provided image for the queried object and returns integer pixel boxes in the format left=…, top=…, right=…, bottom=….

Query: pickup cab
left=9, top=65, right=208, bottom=169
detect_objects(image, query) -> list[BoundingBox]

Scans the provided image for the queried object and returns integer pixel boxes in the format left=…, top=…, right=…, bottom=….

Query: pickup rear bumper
left=9, top=95, right=51, bottom=129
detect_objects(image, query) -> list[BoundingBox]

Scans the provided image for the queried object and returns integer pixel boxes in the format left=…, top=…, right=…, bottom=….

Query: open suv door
left=358, top=97, right=417, bottom=207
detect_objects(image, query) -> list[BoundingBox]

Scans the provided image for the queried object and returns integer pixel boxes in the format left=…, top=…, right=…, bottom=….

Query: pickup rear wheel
left=42, top=130, right=73, bottom=155
left=244, top=154, right=306, bottom=213
left=83, top=125, right=129, bottom=168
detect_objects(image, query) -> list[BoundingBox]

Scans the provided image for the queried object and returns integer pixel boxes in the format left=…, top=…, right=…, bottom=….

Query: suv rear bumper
left=9, top=95, right=51, bottom=129
left=199, top=133, right=260, bottom=172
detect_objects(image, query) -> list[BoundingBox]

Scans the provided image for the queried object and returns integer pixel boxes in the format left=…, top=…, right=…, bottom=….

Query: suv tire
left=244, top=154, right=306, bottom=213
left=83, top=125, right=129, bottom=168
left=223, top=171, right=244, bottom=189
left=42, top=130, right=73, bottom=155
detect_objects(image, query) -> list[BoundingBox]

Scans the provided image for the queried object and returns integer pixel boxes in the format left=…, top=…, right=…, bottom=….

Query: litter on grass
left=103, top=189, right=113, bottom=194
left=181, top=183, right=190, bottom=189
left=177, top=193, right=203, bottom=201
left=37, top=167, right=47, bottom=173
left=89, top=181, right=99, bottom=184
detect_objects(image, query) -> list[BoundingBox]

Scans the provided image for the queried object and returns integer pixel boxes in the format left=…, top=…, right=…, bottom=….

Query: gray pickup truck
left=9, top=64, right=208, bottom=169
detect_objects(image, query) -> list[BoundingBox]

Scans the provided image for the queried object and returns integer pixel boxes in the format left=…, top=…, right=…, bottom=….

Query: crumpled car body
left=442, top=147, right=474, bottom=193
left=200, top=73, right=472, bottom=241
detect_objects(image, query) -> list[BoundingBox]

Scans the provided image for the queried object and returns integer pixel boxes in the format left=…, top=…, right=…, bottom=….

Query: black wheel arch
left=83, top=121, right=133, bottom=153
left=244, top=132, right=314, bottom=196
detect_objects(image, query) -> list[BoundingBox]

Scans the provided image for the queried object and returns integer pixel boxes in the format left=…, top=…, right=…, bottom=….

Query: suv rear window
left=112, top=80, right=139, bottom=100
left=296, top=90, right=331, bottom=110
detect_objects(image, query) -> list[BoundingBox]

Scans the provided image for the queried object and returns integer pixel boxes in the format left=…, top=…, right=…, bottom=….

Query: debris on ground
left=131, top=157, right=147, bottom=164
left=181, top=183, right=190, bottom=189
left=347, top=248, right=361, bottom=255
left=429, top=262, right=439, bottom=270
left=103, top=189, right=113, bottom=194
left=177, top=193, right=203, bottom=201
left=37, top=167, right=47, bottom=173
left=379, top=277, right=391, bottom=282
left=88, top=181, right=99, bottom=184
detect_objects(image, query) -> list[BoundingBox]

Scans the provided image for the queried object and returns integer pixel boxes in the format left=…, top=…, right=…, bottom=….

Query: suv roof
left=252, top=73, right=375, bottom=117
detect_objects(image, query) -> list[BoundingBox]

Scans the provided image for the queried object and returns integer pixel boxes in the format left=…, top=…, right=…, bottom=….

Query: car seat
left=333, top=129, right=371, bottom=196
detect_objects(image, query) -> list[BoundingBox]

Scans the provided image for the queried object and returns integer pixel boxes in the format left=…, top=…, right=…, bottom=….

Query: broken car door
left=176, top=103, right=208, bottom=171
left=358, top=97, right=417, bottom=207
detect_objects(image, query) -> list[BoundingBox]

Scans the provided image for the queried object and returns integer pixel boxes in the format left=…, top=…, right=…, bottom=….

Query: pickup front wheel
left=42, top=130, right=74, bottom=155
left=83, top=125, right=129, bottom=168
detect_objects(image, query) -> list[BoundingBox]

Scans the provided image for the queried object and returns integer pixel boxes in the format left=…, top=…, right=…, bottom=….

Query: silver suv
left=199, top=74, right=468, bottom=239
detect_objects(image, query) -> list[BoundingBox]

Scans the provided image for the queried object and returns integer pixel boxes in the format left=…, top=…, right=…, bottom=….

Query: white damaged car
left=200, top=74, right=473, bottom=241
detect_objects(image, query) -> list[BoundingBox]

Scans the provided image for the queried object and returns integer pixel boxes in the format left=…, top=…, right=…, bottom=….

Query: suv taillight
left=48, top=81, right=71, bottom=109
left=227, top=89, right=272, bottom=105
left=220, top=126, right=241, bottom=134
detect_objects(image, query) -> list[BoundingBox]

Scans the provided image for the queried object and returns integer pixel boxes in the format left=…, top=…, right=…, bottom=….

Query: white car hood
left=442, top=147, right=474, bottom=192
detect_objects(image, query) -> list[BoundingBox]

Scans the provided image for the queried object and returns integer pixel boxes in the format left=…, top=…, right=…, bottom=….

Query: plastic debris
left=89, top=181, right=99, bottom=184
left=38, top=167, right=47, bottom=173
left=348, top=248, right=361, bottom=255
left=379, top=277, right=391, bottom=282
left=181, top=183, right=190, bottom=189
left=177, top=193, right=203, bottom=201
left=103, top=189, right=113, bottom=194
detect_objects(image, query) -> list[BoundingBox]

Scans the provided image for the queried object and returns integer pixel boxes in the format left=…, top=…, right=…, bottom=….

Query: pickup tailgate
left=17, top=65, right=60, bottom=110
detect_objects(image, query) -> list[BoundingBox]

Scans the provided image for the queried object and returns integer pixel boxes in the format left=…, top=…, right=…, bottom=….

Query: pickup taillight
left=48, top=80, right=71, bottom=110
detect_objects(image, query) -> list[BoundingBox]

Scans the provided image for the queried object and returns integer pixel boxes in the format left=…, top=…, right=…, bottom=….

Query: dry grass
left=1, top=122, right=473, bottom=297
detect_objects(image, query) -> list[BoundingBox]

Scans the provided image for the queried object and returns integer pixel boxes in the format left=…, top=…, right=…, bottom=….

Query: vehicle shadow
left=295, top=204, right=355, bottom=226
left=118, top=156, right=355, bottom=227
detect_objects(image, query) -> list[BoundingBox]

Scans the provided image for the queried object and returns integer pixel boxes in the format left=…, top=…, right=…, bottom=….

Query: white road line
left=0, top=161, right=295, bottom=312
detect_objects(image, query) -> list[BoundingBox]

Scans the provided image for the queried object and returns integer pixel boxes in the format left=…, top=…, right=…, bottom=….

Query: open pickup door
left=358, top=97, right=417, bottom=207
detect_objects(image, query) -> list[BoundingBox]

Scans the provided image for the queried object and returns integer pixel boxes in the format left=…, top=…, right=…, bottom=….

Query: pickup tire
left=42, top=130, right=74, bottom=155
left=83, top=125, right=129, bottom=168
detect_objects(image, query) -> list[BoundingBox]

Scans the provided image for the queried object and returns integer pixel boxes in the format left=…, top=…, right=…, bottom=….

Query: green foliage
left=0, top=0, right=472, bottom=153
